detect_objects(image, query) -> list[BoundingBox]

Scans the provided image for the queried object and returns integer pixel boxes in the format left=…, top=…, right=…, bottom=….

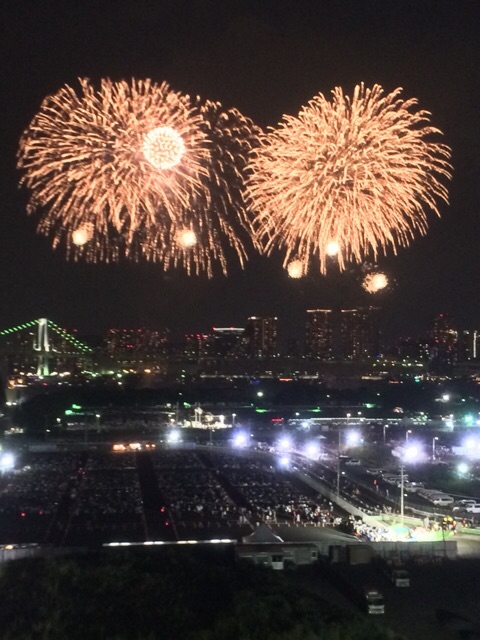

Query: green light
left=464, top=414, right=474, bottom=426
left=310, top=408, right=321, bottom=413
left=255, top=408, right=268, bottom=413
left=64, top=409, right=73, bottom=416
left=72, top=404, right=82, bottom=410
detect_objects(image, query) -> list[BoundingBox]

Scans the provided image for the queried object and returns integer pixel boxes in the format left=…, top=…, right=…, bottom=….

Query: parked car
left=465, top=503, right=480, bottom=514
left=345, top=458, right=362, bottom=466
left=452, top=499, right=477, bottom=512
left=429, top=494, right=454, bottom=506
left=390, top=569, right=410, bottom=588
left=403, top=481, right=425, bottom=492
left=364, top=589, right=385, bottom=615
left=366, top=468, right=383, bottom=475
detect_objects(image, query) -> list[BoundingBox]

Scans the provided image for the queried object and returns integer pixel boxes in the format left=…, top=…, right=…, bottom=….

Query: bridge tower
left=33, top=318, right=50, bottom=377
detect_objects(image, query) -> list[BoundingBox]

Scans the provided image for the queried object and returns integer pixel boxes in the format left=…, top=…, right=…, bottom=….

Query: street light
left=400, top=444, right=421, bottom=525
left=405, top=429, right=412, bottom=442
left=232, top=413, right=236, bottom=428
left=383, top=424, right=389, bottom=445
left=432, top=436, right=439, bottom=460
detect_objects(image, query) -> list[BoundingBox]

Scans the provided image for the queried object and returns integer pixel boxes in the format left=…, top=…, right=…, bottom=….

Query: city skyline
left=2, top=1, right=480, bottom=343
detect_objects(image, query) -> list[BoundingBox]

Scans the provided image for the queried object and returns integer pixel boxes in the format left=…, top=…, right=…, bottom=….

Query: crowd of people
left=0, top=453, right=81, bottom=543
left=209, top=452, right=335, bottom=526
left=65, top=452, right=145, bottom=545
left=0, top=447, right=383, bottom=545
left=151, top=450, right=247, bottom=538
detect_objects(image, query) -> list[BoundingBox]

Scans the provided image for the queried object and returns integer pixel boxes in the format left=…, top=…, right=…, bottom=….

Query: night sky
left=1, top=0, right=479, bottom=346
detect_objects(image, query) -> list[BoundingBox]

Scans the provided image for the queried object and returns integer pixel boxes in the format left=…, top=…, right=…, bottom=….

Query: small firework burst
left=362, top=271, right=389, bottom=293
left=287, top=259, right=304, bottom=278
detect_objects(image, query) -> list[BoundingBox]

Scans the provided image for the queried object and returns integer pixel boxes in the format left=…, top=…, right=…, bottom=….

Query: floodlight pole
left=400, top=464, right=405, bottom=526
left=336, top=426, right=341, bottom=496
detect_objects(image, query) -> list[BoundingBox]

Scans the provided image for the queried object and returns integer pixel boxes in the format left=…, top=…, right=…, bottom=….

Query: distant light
left=304, top=442, right=320, bottom=460
left=279, top=455, right=291, bottom=469
left=403, top=444, right=421, bottom=462
left=457, top=462, right=470, bottom=475
left=464, top=437, right=477, bottom=450
left=346, top=430, right=361, bottom=446
left=0, top=453, right=15, bottom=471
left=277, top=436, right=292, bottom=451
left=233, top=431, right=249, bottom=448
left=464, top=414, right=474, bottom=426
left=167, top=430, right=181, bottom=444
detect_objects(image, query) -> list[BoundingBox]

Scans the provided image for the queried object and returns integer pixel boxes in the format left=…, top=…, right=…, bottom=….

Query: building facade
left=245, top=317, right=278, bottom=358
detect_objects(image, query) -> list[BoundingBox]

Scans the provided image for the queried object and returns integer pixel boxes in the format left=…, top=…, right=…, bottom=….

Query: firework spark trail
left=245, top=83, right=452, bottom=273
left=140, top=100, right=262, bottom=276
left=18, top=78, right=210, bottom=260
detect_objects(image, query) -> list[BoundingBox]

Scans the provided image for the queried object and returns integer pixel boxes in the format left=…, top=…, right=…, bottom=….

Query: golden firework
left=72, top=225, right=93, bottom=247
left=287, top=260, right=304, bottom=278
left=18, top=78, right=209, bottom=257
left=362, top=271, right=388, bottom=293
left=246, top=83, right=452, bottom=273
left=140, top=100, right=262, bottom=276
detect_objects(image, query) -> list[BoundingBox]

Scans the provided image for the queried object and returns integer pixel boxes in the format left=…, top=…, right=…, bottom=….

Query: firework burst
left=287, top=259, right=304, bottom=278
left=18, top=77, right=210, bottom=258
left=245, top=83, right=452, bottom=273
left=140, top=99, right=262, bottom=276
left=362, top=271, right=389, bottom=293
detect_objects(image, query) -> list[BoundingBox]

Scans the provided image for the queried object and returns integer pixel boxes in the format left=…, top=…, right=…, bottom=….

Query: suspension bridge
left=0, top=318, right=92, bottom=376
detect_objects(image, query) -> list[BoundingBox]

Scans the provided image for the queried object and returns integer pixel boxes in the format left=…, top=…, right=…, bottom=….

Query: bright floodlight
left=304, top=442, right=320, bottom=460
left=403, top=444, right=421, bottom=462
left=346, top=430, right=361, bottom=446
left=277, top=435, right=292, bottom=451
left=463, top=437, right=480, bottom=458
left=279, top=455, right=291, bottom=469
left=0, top=453, right=15, bottom=471
left=233, top=431, right=248, bottom=448
left=457, top=462, right=470, bottom=475
left=167, top=430, right=181, bottom=444
left=463, top=437, right=478, bottom=450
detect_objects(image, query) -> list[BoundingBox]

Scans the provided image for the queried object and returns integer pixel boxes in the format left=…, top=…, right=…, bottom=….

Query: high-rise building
left=209, top=328, right=246, bottom=358
left=245, top=316, right=278, bottom=358
left=427, top=313, right=458, bottom=373
left=338, top=307, right=380, bottom=360
left=429, top=313, right=458, bottom=352
left=104, top=328, right=168, bottom=369
left=458, top=330, right=479, bottom=361
left=305, top=309, right=334, bottom=359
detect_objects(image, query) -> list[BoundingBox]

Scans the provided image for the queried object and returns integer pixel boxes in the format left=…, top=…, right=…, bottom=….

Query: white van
left=430, top=494, right=454, bottom=506
left=404, top=481, right=425, bottom=493
left=465, top=503, right=480, bottom=514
